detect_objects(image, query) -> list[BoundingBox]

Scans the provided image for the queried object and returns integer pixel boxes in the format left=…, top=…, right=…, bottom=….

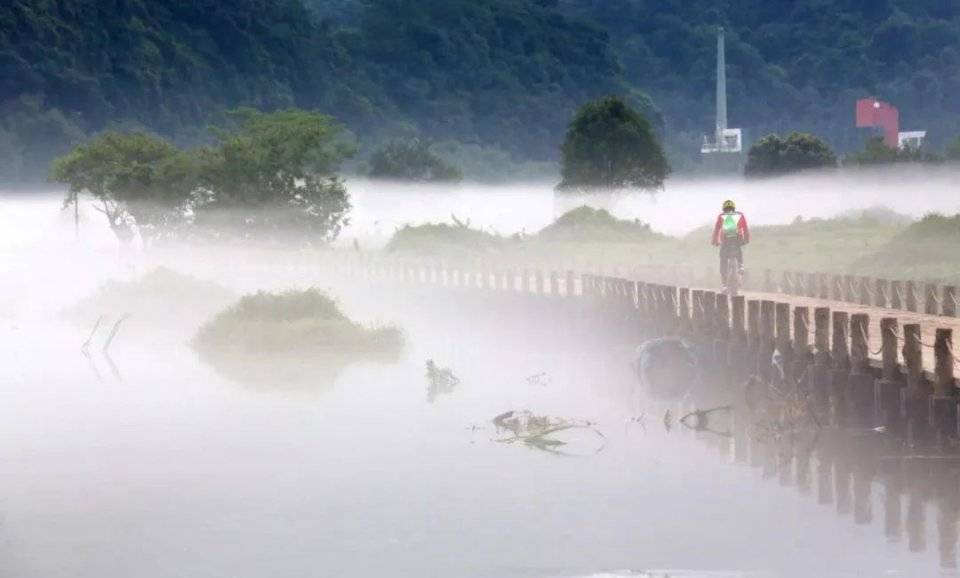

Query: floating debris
left=526, top=371, right=551, bottom=387
left=80, top=315, right=103, bottom=355
left=491, top=410, right=605, bottom=456
left=634, top=337, right=699, bottom=400
left=678, top=406, right=733, bottom=438
left=426, top=360, right=460, bottom=403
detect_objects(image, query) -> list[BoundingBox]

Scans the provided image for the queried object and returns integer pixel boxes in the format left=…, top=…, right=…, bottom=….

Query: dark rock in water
left=633, top=337, right=699, bottom=399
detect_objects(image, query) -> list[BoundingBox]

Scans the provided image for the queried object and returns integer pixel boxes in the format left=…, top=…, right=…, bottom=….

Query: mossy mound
left=535, top=206, right=666, bottom=243
left=385, top=220, right=509, bottom=256
left=192, top=288, right=403, bottom=356
left=64, top=267, right=235, bottom=327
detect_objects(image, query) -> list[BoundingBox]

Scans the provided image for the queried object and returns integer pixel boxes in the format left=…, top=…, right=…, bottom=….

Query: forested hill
left=560, top=0, right=960, bottom=163
left=3, top=0, right=960, bottom=184
left=0, top=0, right=623, bottom=183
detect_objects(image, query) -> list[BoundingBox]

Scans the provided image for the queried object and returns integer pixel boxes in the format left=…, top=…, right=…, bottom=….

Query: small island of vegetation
left=193, top=288, right=403, bottom=357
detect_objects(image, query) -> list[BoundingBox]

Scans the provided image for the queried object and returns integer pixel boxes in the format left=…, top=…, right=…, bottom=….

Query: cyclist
left=711, top=199, right=750, bottom=287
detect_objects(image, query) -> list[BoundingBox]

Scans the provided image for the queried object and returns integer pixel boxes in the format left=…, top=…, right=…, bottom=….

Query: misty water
left=1, top=180, right=958, bottom=577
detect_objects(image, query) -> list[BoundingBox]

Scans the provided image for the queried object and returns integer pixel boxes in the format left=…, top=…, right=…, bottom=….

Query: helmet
left=722, top=199, right=736, bottom=212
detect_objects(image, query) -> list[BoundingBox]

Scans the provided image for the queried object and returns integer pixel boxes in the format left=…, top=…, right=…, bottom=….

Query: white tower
left=716, top=27, right=727, bottom=138
left=702, top=26, right=742, bottom=155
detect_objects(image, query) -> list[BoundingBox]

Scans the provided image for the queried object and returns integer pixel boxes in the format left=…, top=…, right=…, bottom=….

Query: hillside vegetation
left=386, top=207, right=960, bottom=284
left=8, top=1, right=960, bottom=183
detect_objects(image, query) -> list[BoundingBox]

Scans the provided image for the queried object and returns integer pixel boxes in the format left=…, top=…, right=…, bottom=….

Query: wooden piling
left=925, top=283, right=938, bottom=315
left=905, top=281, right=918, bottom=312
left=943, top=286, right=957, bottom=317
left=875, top=278, right=888, bottom=308
left=848, top=313, right=874, bottom=424
left=831, top=311, right=851, bottom=422
left=792, top=306, right=811, bottom=380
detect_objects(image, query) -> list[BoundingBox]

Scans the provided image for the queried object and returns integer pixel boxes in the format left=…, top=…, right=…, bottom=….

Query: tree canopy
left=51, top=109, right=354, bottom=245
left=557, top=96, right=669, bottom=191
left=12, top=0, right=960, bottom=183
left=367, top=139, right=462, bottom=183
left=744, top=133, right=837, bottom=177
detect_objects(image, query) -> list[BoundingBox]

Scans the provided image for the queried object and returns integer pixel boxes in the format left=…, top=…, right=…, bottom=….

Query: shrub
left=192, top=288, right=403, bottom=355
left=744, top=132, right=837, bottom=177
left=385, top=217, right=507, bottom=255
left=536, top=205, right=665, bottom=243
left=367, top=138, right=462, bottom=182
left=64, top=267, right=234, bottom=326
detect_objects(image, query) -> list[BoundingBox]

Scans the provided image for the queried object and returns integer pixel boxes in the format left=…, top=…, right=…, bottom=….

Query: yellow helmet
left=722, top=199, right=736, bottom=212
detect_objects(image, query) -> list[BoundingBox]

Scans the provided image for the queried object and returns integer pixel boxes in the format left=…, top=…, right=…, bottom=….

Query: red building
left=856, top=97, right=899, bottom=148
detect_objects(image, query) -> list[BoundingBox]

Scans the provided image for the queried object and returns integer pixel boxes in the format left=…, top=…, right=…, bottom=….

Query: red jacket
left=712, top=211, right=750, bottom=245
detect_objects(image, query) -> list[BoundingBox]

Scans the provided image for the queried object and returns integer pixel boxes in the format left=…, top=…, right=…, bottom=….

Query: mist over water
left=0, top=170, right=957, bottom=577
left=341, top=165, right=960, bottom=246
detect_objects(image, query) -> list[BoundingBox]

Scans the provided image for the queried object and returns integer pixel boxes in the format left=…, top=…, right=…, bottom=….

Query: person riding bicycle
left=711, top=200, right=750, bottom=287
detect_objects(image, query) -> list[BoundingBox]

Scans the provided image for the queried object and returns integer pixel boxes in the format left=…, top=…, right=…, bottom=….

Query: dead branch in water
left=81, top=315, right=103, bottom=355
left=102, top=314, right=129, bottom=354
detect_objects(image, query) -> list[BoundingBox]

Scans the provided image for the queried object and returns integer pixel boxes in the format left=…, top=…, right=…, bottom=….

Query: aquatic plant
left=64, top=267, right=235, bottom=327
left=192, top=288, right=403, bottom=356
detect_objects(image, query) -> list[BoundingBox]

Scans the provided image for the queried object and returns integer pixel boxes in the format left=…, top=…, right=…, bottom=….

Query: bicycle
left=725, top=259, right=742, bottom=299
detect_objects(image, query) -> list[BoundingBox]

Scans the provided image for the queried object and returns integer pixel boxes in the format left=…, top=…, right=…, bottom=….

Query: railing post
left=747, top=300, right=761, bottom=371
left=782, top=271, right=793, bottom=295
left=809, top=307, right=832, bottom=414
left=713, top=293, right=729, bottom=380
left=943, top=286, right=957, bottom=317
left=875, top=278, right=888, bottom=308
left=775, top=302, right=792, bottom=379
left=678, top=288, right=691, bottom=337
left=792, top=306, right=812, bottom=382
left=831, top=311, right=850, bottom=423
left=924, top=283, right=938, bottom=315
left=759, top=300, right=776, bottom=379
left=876, top=317, right=902, bottom=431
left=890, top=280, right=903, bottom=310
left=901, top=323, right=928, bottom=447
left=843, top=275, right=856, bottom=303
left=931, top=328, right=956, bottom=446
left=831, top=274, right=844, bottom=301
left=848, top=313, right=874, bottom=425
left=729, top=296, right=748, bottom=381
left=859, top=277, right=872, bottom=306
left=905, top=281, right=918, bottom=312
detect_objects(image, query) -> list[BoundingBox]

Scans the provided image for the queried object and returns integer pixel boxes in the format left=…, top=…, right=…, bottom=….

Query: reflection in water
left=425, top=359, right=460, bottom=403
left=197, top=350, right=399, bottom=392
left=938, top=467, right=960, bottom=570
left=834, top=452, right=852, bottom=517
left=907, top=468, right=928, bottom=554
left=882, top=460, right=904, bottom=543
left=851, top=450, right=874, bottom=526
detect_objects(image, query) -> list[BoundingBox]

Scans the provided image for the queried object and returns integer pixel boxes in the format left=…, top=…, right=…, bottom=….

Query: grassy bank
left=382, top=205, right=960, bottom=283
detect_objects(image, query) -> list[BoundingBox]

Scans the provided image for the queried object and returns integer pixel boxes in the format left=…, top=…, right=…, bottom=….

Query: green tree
left=744, top=132, right=837, bottom=177
left=947, top=136, right=960, bottom=162
left=368, top=138, right=462, bottom=182
left=49, top=131, right=196, bottom=245
left=845, top=136, right=941, bottom=166
left=557, top=96, right=669, bottom=191
left=196, top=108, right=355, bottom=243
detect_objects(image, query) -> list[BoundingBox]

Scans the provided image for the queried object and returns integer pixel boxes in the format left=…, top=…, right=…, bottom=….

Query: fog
left=0, top=170, right=956, bottom=578
left=341, top=165, right=960, bottom=247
